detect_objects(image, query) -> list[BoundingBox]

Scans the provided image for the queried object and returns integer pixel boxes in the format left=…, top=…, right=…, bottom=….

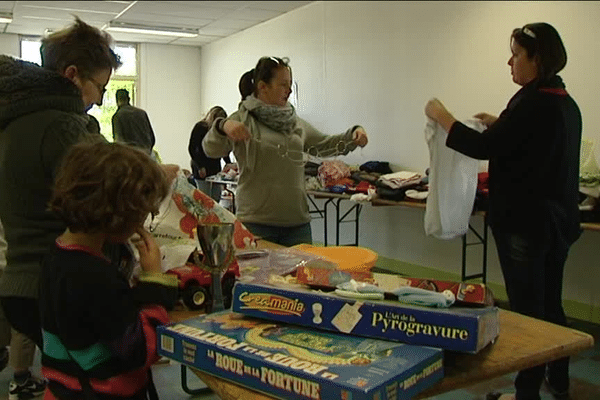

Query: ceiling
left=0, top=1, right=313, bottom=46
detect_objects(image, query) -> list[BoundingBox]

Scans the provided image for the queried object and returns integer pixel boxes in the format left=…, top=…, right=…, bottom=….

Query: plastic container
left=292, top=244, right=377, bottom=272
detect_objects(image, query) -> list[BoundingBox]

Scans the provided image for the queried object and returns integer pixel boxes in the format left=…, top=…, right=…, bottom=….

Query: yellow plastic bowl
left=292, top=244, right=378, bottom=272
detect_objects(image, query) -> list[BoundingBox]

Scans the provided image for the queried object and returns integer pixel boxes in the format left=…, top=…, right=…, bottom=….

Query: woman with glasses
left=425, top=23, right=581, bottom=400
left=202, top=56, right=369, bottom=246
left=0, top=17, right=121, bottom=352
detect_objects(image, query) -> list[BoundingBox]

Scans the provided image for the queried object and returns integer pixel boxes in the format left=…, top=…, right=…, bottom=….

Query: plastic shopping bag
left=424, top=118, right=484, bottom=239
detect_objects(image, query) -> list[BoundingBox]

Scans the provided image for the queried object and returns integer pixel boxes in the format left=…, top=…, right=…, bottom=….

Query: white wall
left=0, top=33, right=19, bottom=58
left=139, top=43, right=202, bottom=167
left=199, top=1, right=600, bottom=315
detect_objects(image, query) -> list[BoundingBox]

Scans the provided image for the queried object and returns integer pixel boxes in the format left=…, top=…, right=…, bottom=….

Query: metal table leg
left=461, top=214, right=488, bottom=283
left=323, top=198, right=335, bottom=246
left=181, top=364, right=211, bottom=395
left=334, top=198, right=362, bottom=246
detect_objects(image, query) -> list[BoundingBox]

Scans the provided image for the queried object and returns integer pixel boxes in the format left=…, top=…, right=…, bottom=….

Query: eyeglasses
left=88, top=77, right=107, bottom=96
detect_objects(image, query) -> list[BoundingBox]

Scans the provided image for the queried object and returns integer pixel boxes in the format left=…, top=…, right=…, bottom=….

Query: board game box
left=157, top=311, right=443, bottom=400
left=231, top=280, right=499, bottom=353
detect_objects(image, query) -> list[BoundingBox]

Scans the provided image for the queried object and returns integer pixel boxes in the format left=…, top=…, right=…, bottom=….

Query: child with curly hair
left=40, top=140, right=178, bottom=399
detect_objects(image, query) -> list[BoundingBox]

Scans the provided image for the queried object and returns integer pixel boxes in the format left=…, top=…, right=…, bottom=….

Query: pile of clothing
left=579, top=138, right=600, bottom=222
left=305, top=160, right=429, bottom=201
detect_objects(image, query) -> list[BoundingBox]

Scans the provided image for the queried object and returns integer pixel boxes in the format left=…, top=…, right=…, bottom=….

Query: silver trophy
left=196, top=222, right=235, bottom=313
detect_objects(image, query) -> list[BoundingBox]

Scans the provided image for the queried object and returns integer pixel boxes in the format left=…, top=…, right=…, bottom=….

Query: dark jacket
left=188, top=120, right=230, bottom=179
left=86, top=114, right=101, bottom=135
left=447, top=76, right=582, bottom=243
left=0, top=55, right=94, bottom=299
left=112, top=104, right=155, bottom=154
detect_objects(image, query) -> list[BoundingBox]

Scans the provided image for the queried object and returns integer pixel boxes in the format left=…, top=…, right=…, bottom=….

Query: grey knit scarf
left=241, top=95, right=299, bottom=135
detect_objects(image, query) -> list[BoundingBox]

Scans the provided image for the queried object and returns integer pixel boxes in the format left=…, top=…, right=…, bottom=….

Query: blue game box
left=157, top=311, right=443, bottom=400
left=231, top=280, right=499, bottom=354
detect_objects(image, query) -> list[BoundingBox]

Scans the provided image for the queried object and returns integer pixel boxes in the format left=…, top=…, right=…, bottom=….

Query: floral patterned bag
left=141, top=171, right=256, bottom=273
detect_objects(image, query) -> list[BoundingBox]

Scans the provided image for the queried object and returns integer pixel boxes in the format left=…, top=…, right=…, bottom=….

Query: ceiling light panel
left=0, top=12, right=13, bottom=23
left=106, top=21, right=199, bottom=37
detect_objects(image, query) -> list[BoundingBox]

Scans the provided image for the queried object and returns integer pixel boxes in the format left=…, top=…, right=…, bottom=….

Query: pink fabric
left=318, top=160, right=351, bottom=187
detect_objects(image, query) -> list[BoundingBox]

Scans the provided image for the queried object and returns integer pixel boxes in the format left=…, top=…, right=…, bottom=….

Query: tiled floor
left=0, top=313, right=597, bottom=400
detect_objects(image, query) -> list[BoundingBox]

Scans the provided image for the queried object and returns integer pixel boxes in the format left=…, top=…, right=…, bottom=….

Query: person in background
left=425, top=22, right=581, bottom=400
left=203, top=56, right=368, bottom=246
left=0, top=219, right=45, bottom=400
left=112, top=88, right=156, bottom=154
left=41, top=140, right=177, bottom=399
left=0, top=16, right=121, bottom=352
left=188, top=106, right=235, bottom=200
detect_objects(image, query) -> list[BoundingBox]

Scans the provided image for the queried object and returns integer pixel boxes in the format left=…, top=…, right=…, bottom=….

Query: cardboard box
left=232, top=281, right=499, bottom=354
left=158, top=311, right=443, bottom=400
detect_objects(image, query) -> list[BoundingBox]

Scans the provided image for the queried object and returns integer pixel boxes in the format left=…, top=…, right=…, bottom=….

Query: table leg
left=323, top=198, right=335, bottom=246
left=181, top=364, right=212, bottom=395
left=335, top=199, right=362, bottom=246
left=460, top=215, right=488, bottom=283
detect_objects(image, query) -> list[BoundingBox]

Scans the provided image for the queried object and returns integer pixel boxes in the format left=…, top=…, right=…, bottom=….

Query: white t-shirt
left=424, top=118, right=485, bottom=239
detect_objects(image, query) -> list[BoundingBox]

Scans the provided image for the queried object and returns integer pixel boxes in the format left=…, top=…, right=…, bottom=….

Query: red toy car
left=167, top=252, right=240, bottom=311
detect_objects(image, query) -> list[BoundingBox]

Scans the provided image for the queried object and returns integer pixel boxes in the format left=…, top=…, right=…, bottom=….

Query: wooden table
left=581, top=222, right=600, bottom=232
left=168, top=308, right=593, bottom=400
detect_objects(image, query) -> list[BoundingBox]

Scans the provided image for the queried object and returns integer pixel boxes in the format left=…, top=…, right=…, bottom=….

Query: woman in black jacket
left=188, top=106, right=234, bottom=200
left=426, top=23, right=581, bottom=400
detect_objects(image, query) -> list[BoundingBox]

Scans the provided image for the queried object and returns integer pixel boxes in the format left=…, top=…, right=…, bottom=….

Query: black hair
left=239, top=56, right=291, bottom=100
left=115, top=88, right=130, bottom=103
left=511, top=22, right=567, bottom=81
left=202, top=106, right=227, bottom=126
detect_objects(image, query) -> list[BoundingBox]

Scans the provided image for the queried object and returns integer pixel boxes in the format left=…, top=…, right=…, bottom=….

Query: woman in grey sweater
left=203, top=57, right=368, bottom=246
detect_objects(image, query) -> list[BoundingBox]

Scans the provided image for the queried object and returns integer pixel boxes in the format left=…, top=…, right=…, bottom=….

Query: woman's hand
left=474, top=112, right=498, bottom=127
left=425, top=98, right=447, bottom=121
left=223, top=120, right=251, bottom=142
left=352, top=127, right=368, bottom=147
left=131, top=227, right=162, bottom=273
left=425, top=98, right=457, bottom=132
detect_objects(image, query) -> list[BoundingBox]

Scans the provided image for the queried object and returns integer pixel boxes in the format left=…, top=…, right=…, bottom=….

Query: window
left=20, top=37, right=42, bottom=66
left=19, top=38, right=139, bottom=142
